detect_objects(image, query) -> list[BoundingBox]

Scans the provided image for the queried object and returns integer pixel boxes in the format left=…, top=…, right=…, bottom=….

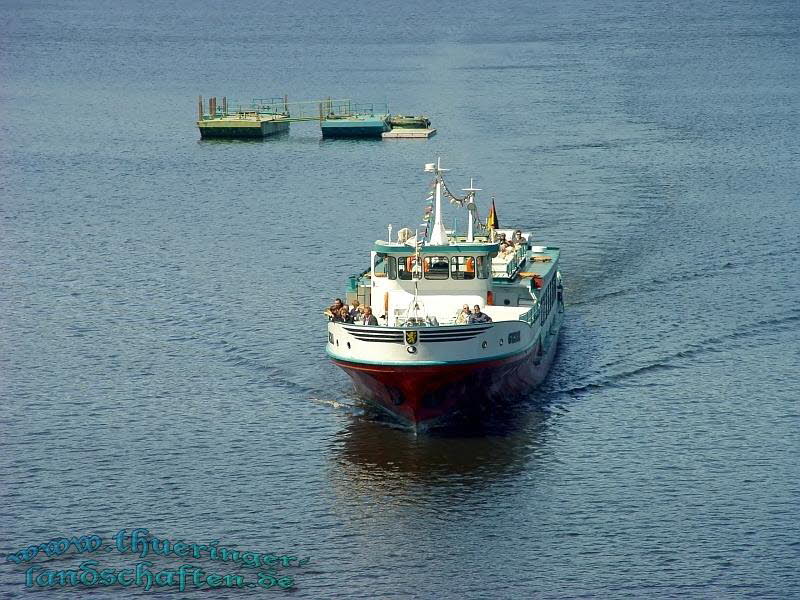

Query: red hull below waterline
left=332, top=336, right=559, bottom=428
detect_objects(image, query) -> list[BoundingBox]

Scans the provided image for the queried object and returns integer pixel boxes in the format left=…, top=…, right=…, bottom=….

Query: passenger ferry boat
left=327, top=159, right=564, bottom=429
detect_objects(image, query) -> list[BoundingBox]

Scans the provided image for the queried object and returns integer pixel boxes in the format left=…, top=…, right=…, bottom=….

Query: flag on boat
left=487, top=199, right=499, bottom=230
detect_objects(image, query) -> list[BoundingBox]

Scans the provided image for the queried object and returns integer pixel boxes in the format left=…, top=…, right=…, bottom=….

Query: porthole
left=499, top=339, right=504, bottom=346
left=335, top=339, right=339, bottom=346
left=347, top=342, right=351, bottom=349
left=504, top=299, right=510, bottom=305
left=406, top=346, right=418, bottom=354
left=481, top=341, right=488, bottom=349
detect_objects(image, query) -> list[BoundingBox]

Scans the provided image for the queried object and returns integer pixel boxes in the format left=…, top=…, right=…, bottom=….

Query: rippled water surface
left=2, top=0, right=799, bottom=598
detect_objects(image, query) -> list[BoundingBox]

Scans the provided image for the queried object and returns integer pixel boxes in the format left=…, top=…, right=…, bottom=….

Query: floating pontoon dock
left=382, top=128, right=437, bottom=139
left=197, top=95, right=434, bottom=140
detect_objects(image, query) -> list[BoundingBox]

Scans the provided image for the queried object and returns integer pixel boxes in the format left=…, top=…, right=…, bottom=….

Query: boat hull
left=197, top=119, right=289, bottom=139
left=387, top=115, right=430, bottom=129
left=321, top=115, right=390, bottom=138
left=332, top=325, right=560, bottom=429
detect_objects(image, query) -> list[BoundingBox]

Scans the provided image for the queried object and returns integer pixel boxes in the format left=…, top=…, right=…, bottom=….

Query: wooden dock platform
left=382, top=128, right=437, bottom=139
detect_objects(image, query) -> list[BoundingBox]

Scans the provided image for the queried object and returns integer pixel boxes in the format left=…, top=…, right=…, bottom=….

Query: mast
left=425, top=158, right=449, bottom=245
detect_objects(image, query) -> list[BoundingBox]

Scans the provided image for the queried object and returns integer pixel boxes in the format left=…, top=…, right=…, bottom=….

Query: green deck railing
left=518, top=305, right=541, bottom=326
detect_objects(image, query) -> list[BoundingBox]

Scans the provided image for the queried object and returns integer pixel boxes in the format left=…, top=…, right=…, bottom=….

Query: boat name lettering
left=508, top=331, right=521, bottom=344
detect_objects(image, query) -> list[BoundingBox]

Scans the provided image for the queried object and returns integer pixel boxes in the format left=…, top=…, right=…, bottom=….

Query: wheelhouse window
left=374, top=253, right=389, bottom=278
left=424, top=256, right=450, bottom=280
left=398, top=256, right=422, bottom=280
left=450, top=256, right=476, bottom=280
left=476, top=256, right=489, bottom=279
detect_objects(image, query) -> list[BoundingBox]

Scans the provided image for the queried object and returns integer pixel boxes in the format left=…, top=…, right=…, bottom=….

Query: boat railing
left=492, top=245, right=527, bottom=279
left=518, top=305, right=541, bottom=326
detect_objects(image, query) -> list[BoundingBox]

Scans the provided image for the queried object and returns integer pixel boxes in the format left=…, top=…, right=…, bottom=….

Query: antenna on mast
left=462, top=178, right=481, bottom=242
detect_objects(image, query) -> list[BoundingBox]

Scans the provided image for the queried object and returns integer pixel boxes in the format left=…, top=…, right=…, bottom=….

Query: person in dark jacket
left=332, top=306, right=352, bottom=323
left=468, top=305, right=492, bottom=324
left=325, top=298, right=344, bottom=320
left=361, top=306, right=379, bottom=326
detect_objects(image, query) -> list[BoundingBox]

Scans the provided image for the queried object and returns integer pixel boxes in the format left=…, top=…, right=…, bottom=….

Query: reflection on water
left=329, top=403, right=554, bottom=502
left=195, top=130, right=292, bottom=144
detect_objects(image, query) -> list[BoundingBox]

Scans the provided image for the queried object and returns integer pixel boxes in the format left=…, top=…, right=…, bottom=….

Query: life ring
left=465, top=257, right=474, bottom=273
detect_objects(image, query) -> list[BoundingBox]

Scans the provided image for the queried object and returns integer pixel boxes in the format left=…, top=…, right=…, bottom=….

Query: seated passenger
left=332, top=306, right=352, bottom=323
left=512, top=230, right=527, bottom=245
left=468, top=305, right=492, bottom=324
left=455, top=304, right=470, bottom=325
left=361, top=306, right=379, bottom=326
left=499, top=242, right=515, bottom=256
left=426, top=315, right=439, bottom=327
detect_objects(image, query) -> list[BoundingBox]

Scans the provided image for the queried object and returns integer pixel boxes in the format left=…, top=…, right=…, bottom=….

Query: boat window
left=424, top=256, right=450, bottom=280
left=398, top=257, right=412, bottom=280
left=387, top=256, right=397, bottom=280
left=398, top=256, right=422, bottom=280
left=374, top=253, right=388, bottom=278
left=450, top=256, right=476, bottom=280
left=476, top=256, right=489, bottom=279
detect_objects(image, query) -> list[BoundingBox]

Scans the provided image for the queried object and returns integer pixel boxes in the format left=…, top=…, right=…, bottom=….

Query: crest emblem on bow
left=405, top=331, right=418, bottom=345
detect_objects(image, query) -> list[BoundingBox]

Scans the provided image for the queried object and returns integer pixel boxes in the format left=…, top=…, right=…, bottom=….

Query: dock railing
left=349, top=102, right=389, bottom=116
left=199, top=96, right=363, bottom=122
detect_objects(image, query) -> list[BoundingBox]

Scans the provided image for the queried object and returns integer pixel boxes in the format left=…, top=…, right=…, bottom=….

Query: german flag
left=487, top=199, right=499, bottom=230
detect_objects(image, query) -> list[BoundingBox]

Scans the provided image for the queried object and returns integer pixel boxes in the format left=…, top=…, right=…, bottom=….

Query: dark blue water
left=2, top=0, right=799, bottom=597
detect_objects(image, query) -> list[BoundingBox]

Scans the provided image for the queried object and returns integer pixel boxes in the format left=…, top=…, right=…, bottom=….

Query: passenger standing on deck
left=349, top=300, right=362, bottom=321
left=361, top=306, right=379, bottom=326
left=325, top=298, right=344, bottom=320
left=468, top=305, right=492, bottom=324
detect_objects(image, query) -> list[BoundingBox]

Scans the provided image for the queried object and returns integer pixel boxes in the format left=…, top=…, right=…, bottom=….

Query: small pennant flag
left=487, top=199, right=499, bottom=230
